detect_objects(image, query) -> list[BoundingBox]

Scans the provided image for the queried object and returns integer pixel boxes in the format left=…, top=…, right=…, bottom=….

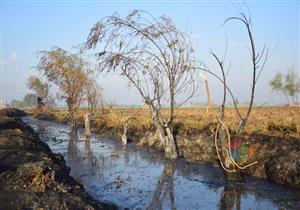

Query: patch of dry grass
left=48, top=106, right=300, bottom=138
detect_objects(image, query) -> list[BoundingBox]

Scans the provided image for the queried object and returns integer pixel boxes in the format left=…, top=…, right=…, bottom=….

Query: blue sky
left=1, top=0, right=299, bottom=105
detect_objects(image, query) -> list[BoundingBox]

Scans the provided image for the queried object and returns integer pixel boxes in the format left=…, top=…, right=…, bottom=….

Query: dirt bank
left=33, top=111, right=300, bottom=189
left=106, top=127, right=300, bottom=189
left=0, top=108, right=117, bottom=210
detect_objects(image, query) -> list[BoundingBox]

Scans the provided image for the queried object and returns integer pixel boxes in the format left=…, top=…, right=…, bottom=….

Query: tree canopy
left=27, top=75, right=48, bottom=99
left=84, top=10, right=198, bottom=159
left=269, top=68, right=300, bottom=104
left=37, top=47, right=91, bottom=124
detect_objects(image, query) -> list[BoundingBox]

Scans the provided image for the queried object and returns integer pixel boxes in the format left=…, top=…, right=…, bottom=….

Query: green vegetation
left=27, top=75, right=49, bottom=110
left=11, top=93, right=37, bottom=108
left=36, top=47, right=99, bottom=126
left=269, top=68, right=300, bottom=104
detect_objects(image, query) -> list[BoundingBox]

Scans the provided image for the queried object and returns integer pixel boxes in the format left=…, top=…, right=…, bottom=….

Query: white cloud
left=9, top=52, right=17, bottom=62
left=0, top=59, right=6, bottom=65
left=0, top=52, right=18, bottom=65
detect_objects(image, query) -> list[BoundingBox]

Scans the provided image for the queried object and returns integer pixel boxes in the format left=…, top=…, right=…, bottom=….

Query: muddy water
left=24, top=117, right=300, bottom=210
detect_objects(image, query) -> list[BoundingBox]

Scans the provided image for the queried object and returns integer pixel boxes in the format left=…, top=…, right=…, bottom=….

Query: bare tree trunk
left=154, top=116, right=178, bottom=160
left=121, top=117, right=136, bottom=146
left=204, top=80, right=211, bottom=113
left=69, top=111, right=75, bottom=127
left=70, top=111, right=76, bottom=127
left=84, top=112, right=91, bottom=138
left=210, top=52, right=245, bottom=182
left=37, top=96, right=45, bottom=112
left=121, top=122, right=128, bottom=146
left=67, top=99, right=77, bottom=128
left=164, top=125, right=178, bottom=160
left=148, top=105, right=178, bottom=159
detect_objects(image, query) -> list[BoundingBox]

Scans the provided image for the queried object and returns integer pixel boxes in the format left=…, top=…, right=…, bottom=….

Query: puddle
left=24, top=117, right=300, bottom=209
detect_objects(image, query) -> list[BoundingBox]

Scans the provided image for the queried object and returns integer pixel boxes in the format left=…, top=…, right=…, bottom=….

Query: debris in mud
left=114, top=175, right=126, bottom=189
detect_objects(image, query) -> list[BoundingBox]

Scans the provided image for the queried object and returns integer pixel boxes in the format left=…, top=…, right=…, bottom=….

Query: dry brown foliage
left=49, top=106, right=300, bottom=139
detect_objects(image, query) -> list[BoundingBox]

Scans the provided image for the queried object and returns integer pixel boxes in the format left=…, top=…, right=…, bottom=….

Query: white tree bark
left=121, top=123, right=128, bottom=146
left=84, top=112, right=91, bottom=138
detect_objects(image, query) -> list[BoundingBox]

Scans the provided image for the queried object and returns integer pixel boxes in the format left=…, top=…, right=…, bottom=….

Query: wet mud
left=0, top=108, right=116, bottom=210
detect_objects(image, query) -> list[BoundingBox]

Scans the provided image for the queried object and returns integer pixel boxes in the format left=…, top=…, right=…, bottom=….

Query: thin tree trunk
left=164, top=125, right=178, bottom=159
left=204, top=80, right=211, bottom=112
left=121, top=122, right=128, bottom=145
left=156, top=119, right=178, bottom=160
left=84, top=112, right=91, bottom=138
left=148, top=105, right=178, bottom=159
left=37, top=96, right=44, bottom=111
left=67, top=99, right=77, bottom=128
left=69, top=110, right=76, bottom=128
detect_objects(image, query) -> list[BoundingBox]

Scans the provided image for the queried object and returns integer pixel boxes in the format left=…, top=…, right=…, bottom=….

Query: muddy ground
left=0, top=108, right=117, bottom=210
left=134, top=129, right=300, bottom=189
left=127, top=128, right=300, bottom=189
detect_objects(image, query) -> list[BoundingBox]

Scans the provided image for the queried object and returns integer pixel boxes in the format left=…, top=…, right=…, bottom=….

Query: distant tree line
left=269, top=68, right=300, bottom=104
left=11, top=93, right=37, bottom=109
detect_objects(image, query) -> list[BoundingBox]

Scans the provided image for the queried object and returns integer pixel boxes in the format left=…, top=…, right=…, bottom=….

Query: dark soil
left=34, top=112, right=56, bottom=121
left=265, top=140, right=300, bottom=188
left=0, top=108, right=117, bottom=210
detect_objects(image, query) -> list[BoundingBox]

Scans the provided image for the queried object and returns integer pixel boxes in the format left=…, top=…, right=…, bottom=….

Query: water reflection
left=68, top=128, right=78, bottom=156
left=67, top=129, right=99, bottom=178
left=122, top=146, right=130, bottom=167
left=66, top=128, right=80, bottom=175
left=147, top=160, right=176, bottom=210
left=24, top=117, right=300, bottom=210
left=85, top=137, right=92, bottom=155
left=219, top=184, right=241, bottom=210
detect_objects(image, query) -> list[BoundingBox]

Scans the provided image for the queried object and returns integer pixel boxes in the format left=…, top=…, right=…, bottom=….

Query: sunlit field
left=48, top=106, right=300, bottom=139
left=2, top=1, right=300, bottom=209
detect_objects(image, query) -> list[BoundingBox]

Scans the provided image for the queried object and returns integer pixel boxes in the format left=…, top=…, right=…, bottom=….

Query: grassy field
left=48, top=106, right=300, bottom=139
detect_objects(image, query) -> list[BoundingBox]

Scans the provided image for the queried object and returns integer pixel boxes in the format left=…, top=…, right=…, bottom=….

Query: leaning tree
left=27, top=75, right=49, bottom=110
left=84, top=10, right=198, bottom=159
left=37, top=47, right=90, bottom=127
